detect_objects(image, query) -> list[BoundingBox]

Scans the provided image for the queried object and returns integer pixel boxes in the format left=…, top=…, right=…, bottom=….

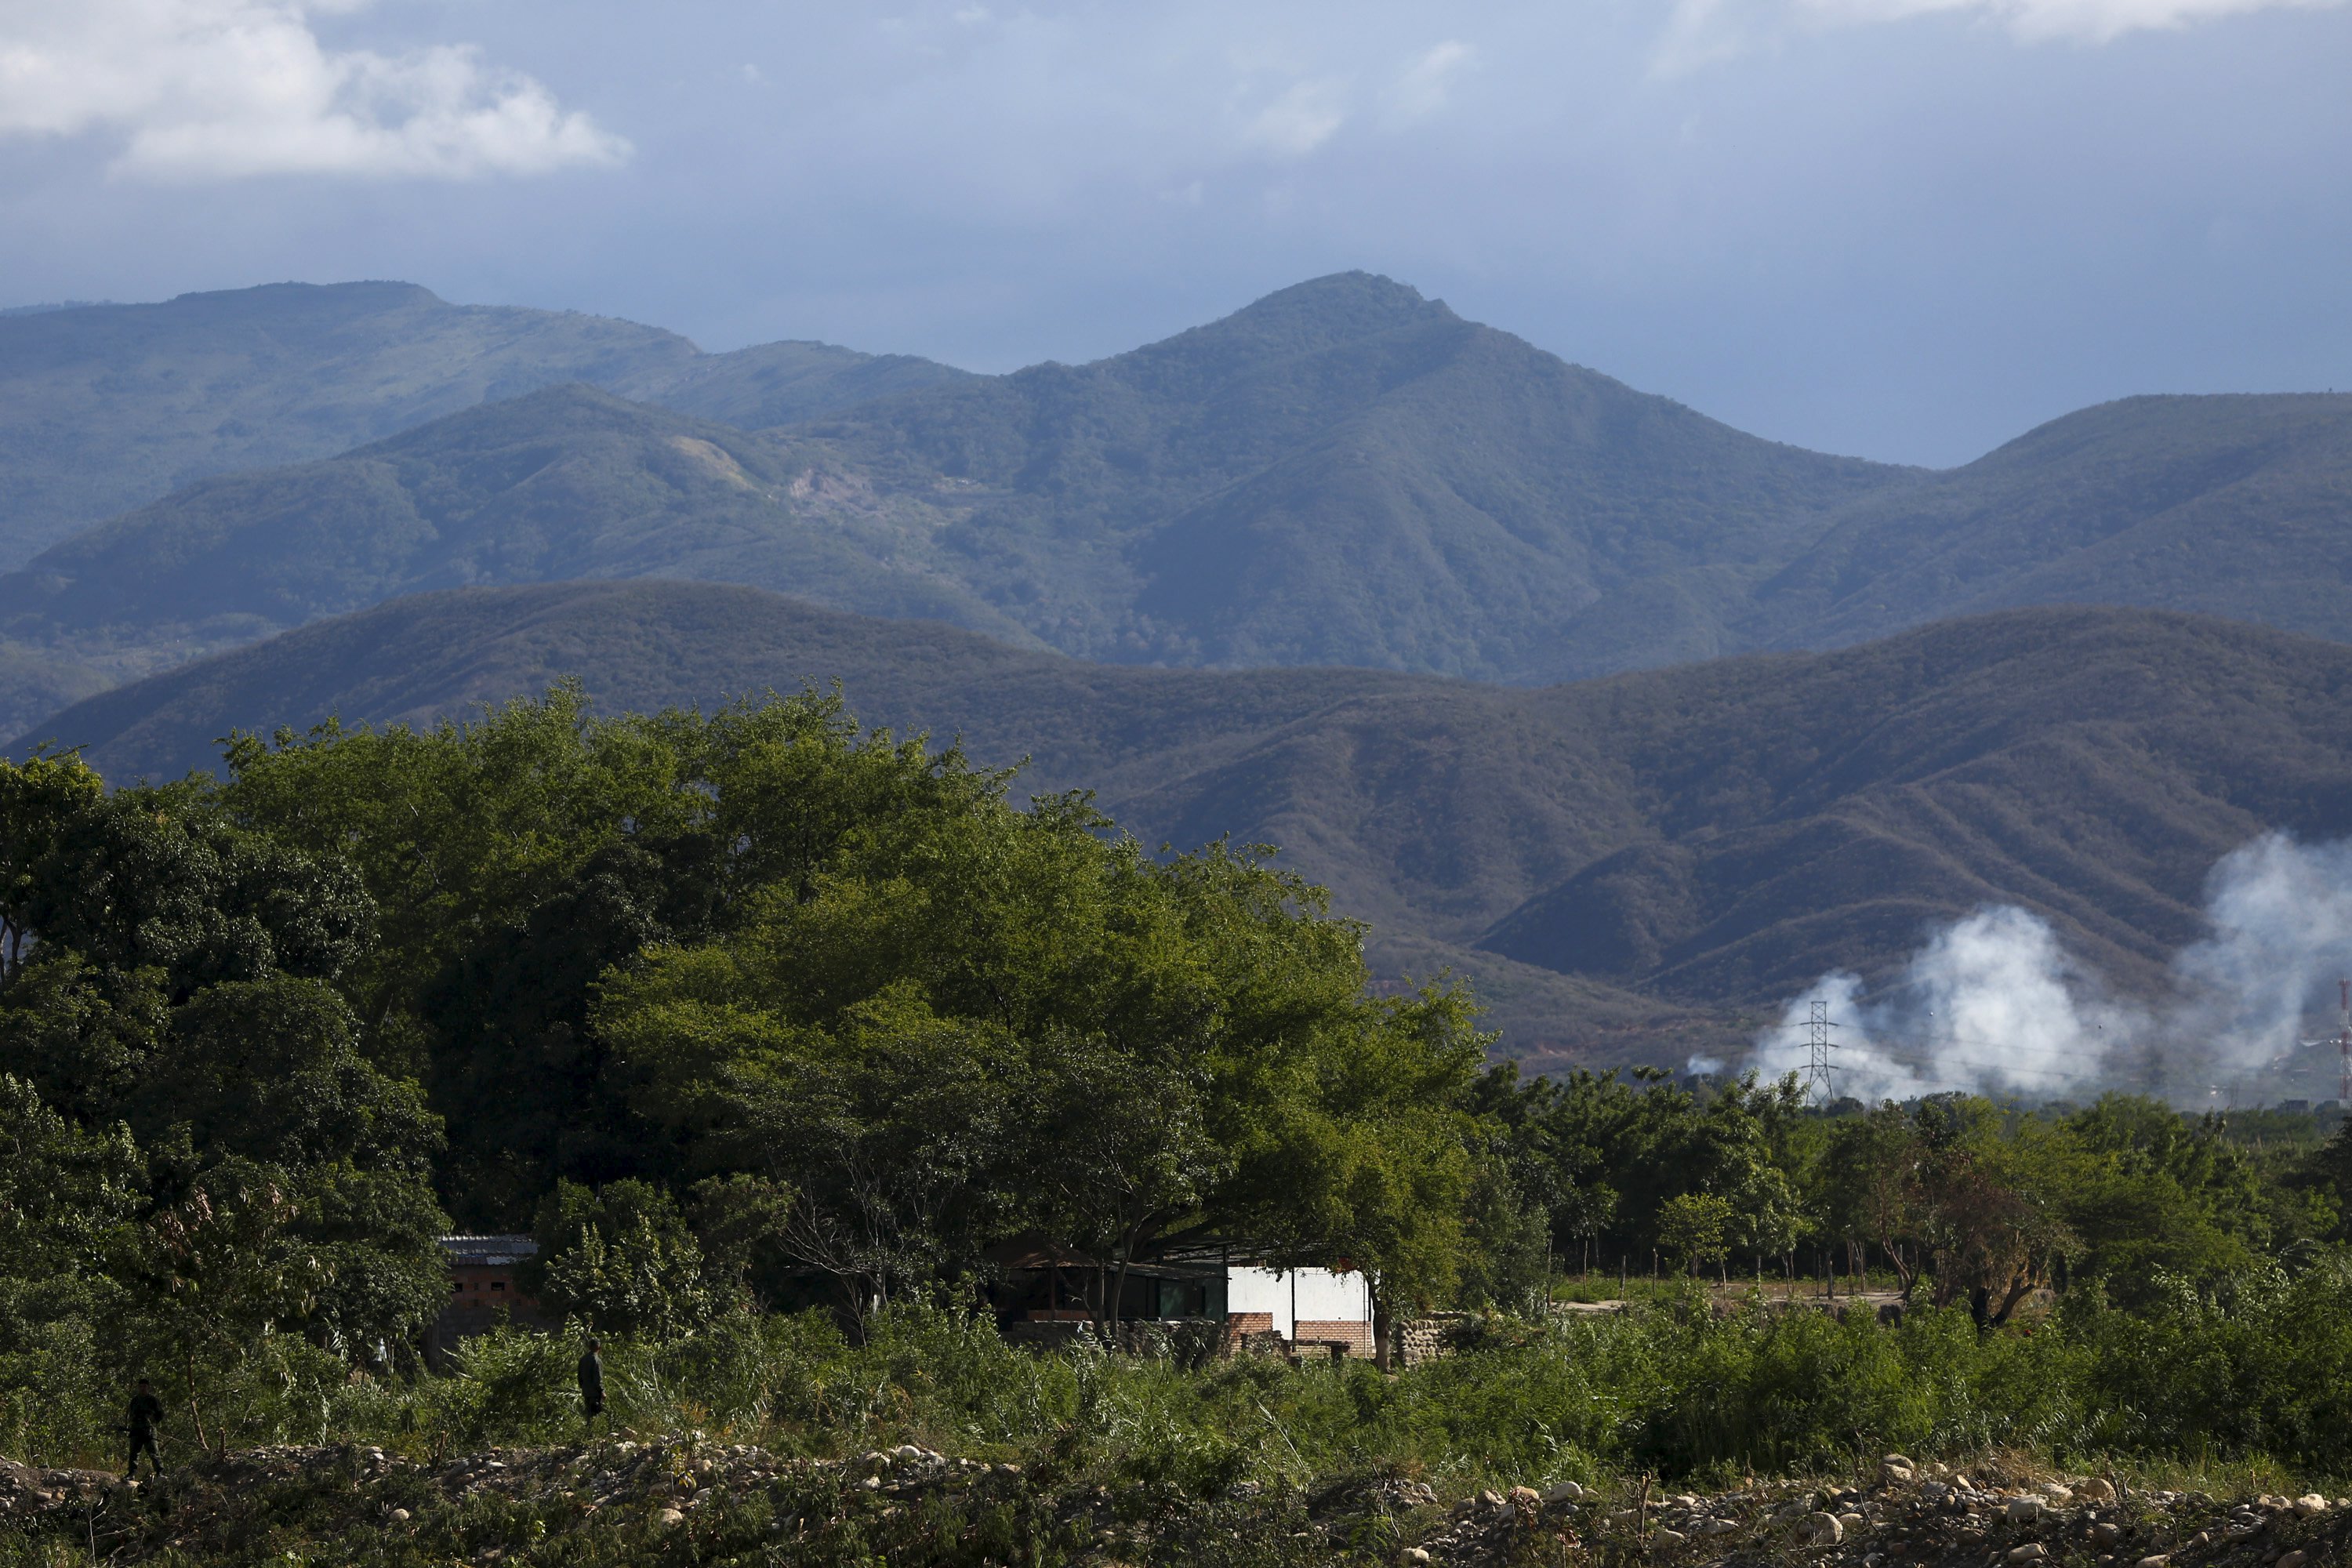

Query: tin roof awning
left=437, top=1234, right=539, bottom=1265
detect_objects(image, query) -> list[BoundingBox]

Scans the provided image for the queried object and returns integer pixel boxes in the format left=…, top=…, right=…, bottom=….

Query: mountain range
left=24, top=583, right=2350, bottom=1073
left=0, top=279, right=968, bottom=568
left=4, top=274, right=2349, bottom=742
left=4, top=271, right=2347, bottom=1065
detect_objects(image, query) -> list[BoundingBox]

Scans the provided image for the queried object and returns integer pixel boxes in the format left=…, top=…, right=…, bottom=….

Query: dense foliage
left=8, top=684, right=2352, bottom=1508
left=0, top=687, right=1487, bottom=1457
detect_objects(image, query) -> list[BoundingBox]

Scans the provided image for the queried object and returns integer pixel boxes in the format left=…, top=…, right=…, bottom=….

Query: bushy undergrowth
left=17, top=1264, right=2352, bottom=1492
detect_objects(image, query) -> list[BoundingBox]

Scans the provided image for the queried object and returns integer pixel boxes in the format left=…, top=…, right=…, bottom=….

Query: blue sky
left=2, top=0, right=2347, bottom=465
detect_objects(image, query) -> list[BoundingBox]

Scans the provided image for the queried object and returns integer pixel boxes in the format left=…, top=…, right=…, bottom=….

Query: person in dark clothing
left=125, top=1377, right=165, bottom=1480
left=577, top=1341, right=605, bottom=1433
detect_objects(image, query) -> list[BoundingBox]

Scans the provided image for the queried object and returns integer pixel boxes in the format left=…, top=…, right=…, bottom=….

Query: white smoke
left=1726, top=833, right=2352, bottom=1106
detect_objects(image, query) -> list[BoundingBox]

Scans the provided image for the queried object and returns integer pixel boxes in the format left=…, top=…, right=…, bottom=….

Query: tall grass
left=16, top=1269, right=2352, bottom=1493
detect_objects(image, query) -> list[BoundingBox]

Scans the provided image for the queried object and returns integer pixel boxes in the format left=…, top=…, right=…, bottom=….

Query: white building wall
left=1224, top=1265, right=1371, bottom=1338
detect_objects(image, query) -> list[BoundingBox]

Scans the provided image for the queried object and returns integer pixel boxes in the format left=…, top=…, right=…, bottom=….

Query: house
left=428, top=1234, right=547, bottom=1363
left=1225, top=1262, right=1374, bottom=1359
left=987, top=1242, right=1377, bottom=1358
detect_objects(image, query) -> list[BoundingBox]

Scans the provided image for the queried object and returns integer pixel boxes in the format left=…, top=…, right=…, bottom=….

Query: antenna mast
left=1805, top=998, right=1839, bottom=1105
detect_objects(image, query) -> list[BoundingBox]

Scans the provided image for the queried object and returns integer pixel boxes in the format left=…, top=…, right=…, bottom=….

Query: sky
left=2, top=0, right=2347, bottom=466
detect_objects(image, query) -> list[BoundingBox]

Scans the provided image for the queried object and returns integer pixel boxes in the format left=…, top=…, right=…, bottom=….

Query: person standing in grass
left=578, top=1340, right=605, bottom=1434
left=124, top=1377, right=165, bottom=1480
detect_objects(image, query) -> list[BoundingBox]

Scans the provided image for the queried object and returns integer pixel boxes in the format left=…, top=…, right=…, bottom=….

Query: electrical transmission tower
left=2338, top=979, right=2351, bottom=1105
left=1804, top=999, right=1839, bottom=1105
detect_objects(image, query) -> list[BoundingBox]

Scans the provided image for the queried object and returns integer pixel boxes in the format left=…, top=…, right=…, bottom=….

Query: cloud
left=1803, top=0, right=2346, bottom=40
left=0, top=0, right=630, bottom=180
left=1657, top=0, right=2345, bottom=71
left=1388, top=39, right=1475, bottom=123
left=1243, top=78, right=1348, bottom=157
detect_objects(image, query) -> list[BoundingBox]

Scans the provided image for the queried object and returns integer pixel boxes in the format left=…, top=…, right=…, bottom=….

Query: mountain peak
left=1230, top=270, right=1451, bottom=328
left=1112, top=271, right=1457, bottom=378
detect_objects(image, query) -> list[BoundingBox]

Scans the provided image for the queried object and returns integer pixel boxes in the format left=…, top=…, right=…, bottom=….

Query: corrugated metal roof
left=437, top=1234, right=539, bottom=1265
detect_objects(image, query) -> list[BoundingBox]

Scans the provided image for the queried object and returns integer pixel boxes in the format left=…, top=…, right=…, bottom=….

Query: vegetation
left=0, top=280, right=964, bottom=569
left=6, top=686, right=2352, bottom=1564
left=10, top=271, right=2351, bottom=758
left=27, top=590, right=2352, bottom=1067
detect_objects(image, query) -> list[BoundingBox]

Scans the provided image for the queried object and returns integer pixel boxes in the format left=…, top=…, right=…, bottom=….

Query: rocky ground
left=1417, top=1457, right=2352, bottom=1568
left=2, top=1442, right=2347, bottom=1566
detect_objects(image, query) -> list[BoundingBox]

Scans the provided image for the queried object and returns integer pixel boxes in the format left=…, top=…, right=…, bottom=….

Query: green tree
left=529, top=1179, right=716, bottom=1338
left=1657, top=1192, right=1736, bottom=1279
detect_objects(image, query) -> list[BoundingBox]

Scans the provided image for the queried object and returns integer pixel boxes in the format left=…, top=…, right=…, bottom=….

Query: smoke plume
left=1733, top=833, right=2352, bottom=1106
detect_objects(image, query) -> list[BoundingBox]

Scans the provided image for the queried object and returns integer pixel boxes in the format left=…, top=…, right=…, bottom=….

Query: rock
left=1479, top=1489, right=1504, bottom=1509
left=1401, top=1552, right=1432, bottom=1566
left=1884, top=1454, right=1918, bottom=1471
left=2295, top=1496, right=2329, bottom=1518
left=2082, top=1479, right=2118, bottom=1503
left=2008, top=1498, right=2048, bottom=1523
left=1654, top=1528, right=1687, bottom=1548
left=2136, top=1557, right=2170, bottom=1568
left=1692, top=1517, right=1740, bottom=1537
left=1543, top=1480, right=1586, bottom=1506
left=2009, top=1547, right=2049, bottom=1563
left=1799, top=1512, right=1846, bottom=1546
left=2094, top=1523, right=2124, bottom=1545
left=1512, top=1486, right=1543, bottom=1508
left=1885, top=1466, right=1916, bottom=1485
left=2043, top=1485, right=2074, bottom=1504
left=389, top=1508, right=410, bottom=1523
left=1839, top=1512, right=1866, bottom=1528
left=2277, top=1552, right=2307, bottom=1568
left=656, top=1508, right=685, bottom=1526
left=892, top=1444, right=925, bottom=1463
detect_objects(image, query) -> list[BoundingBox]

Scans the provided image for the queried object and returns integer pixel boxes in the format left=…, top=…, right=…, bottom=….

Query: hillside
left=0, top=385, right=1032, bottom=726
left=637, top=338, right=978, bottom=429
left=0, top=274, right=1915, bottom=724
left=28, top=584, right=2351, bottom=1070
left=773, top=271, right=1907, bottom=677
left=0, top=282, right=968, bottom=566
left=1742, top=391, right=2352, bottom=652
left=12, top=273, right=2352, bottom=738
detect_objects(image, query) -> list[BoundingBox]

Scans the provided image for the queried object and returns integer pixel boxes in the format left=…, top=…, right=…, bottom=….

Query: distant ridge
left=0, top=280, right=968, bottom=566
left=5, top=271, right=2349, bottom=756
left=0, top=272, right=1907, bottom=724
left=28, top=583, right=2352, bottom=1072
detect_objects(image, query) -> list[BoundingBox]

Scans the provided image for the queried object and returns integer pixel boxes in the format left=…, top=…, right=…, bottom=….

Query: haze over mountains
left=24, top=583, right=2352, bottom=1075
left=0, top=280, right=970, bottom=566
left=4, top=270, right=2348, bottom=1066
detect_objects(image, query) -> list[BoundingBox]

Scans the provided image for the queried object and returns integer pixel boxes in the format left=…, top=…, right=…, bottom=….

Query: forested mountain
left=0, top=384, right=1031, bottom=719
left=0, top=281, right=969, bottom=567
left=29, top=583, right=2351, bottom=1071
left=7, top=272, right=2348, bottom=743
left=1740, top=391, right=2352, bottom=651
left=768, top=271, right=1907, bottom=677
left=0, top=274, right=1907, bottom=710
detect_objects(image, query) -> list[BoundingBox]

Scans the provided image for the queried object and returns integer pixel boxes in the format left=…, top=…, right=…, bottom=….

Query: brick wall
left=1294, top=1319, right=1375, bottom=1358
